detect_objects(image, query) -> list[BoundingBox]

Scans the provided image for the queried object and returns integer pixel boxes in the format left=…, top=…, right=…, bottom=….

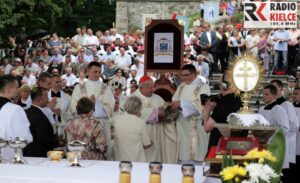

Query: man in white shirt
left=0, top=58, right=13, bottom=75
left=109, top=28, right=124, bottom=42
left=25, top=58, right=39, bottom=76
left=63, top=47, right=76, bottom=63
left=61, top=67, right=76, bottom=87
left=50, top=47, right=63, bottom=64
left=193, top=55, right=209, bottom=82
left=21, top=69, right=36, bottom=88
left=115, top=47, right=131, bottom=72
left=246, top=29, right=259, bottom=57
left=83, top=28, right=99, bottom=55
left=100, top=46, right=116, bottom=64
left=0, top=75, right=33, bottom=159
left=135, top=46, right=145, bottom=78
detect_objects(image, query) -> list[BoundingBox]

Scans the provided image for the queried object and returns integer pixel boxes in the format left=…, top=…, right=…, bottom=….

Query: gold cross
left=235, top=61, right=256, bottom=91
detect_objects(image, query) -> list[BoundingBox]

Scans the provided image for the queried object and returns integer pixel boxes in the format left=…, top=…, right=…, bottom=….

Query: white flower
left=241, top=181, right=252, bottom=183
left=245, top=163, right=279, bottom=183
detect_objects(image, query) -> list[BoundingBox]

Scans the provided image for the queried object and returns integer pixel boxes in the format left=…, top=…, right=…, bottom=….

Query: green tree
left=0, top=0, right=116, bottom=44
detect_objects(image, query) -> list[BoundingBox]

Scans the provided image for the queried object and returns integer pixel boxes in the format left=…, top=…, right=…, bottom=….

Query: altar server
left=132, top=76, right=177, bottom=163
left=258, top=84, right=290, bottom=182
left=71, top=61, right=115, bottom=159
left=0, top=75, right=33, bottom=158
left=291, top=88, right=300, bottom=180
left=271, top=80, right=299, bottom=176
left=171, top=64, right=210, bottom=164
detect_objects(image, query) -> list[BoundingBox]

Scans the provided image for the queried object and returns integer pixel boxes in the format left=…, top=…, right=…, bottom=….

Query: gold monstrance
left=226, top=54, right=263, bottom=113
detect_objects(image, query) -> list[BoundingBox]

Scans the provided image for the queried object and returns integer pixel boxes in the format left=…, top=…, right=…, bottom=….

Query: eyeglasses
left=182, top=72, right=193, bottom=77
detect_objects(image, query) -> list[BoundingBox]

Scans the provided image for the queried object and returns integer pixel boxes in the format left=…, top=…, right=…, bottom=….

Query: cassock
left=133, top=89, right=177, bottom=163
left=172, top=78, right=210, bottom=162
left=293, top=102, right=300, bottom=160
left=71, top=79, right=115, bottom=159
left=48, top=90, right=72, bottom=126
left=258, top=101, right=290, bottom=168
left=0, top=97, right=33, bottom=159
left=277, top=97, right=299, bottom=166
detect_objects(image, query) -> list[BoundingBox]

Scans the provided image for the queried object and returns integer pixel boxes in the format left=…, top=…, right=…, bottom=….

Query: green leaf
left=267, top=129, right=285, bottom=183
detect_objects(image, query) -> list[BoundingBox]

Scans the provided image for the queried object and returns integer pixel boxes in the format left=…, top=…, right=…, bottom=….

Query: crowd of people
left=0, top=22, right=300, bottom=182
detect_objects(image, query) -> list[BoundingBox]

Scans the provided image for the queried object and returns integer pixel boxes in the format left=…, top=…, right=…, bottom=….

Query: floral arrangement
left=219, top=148, right=279, bottom=183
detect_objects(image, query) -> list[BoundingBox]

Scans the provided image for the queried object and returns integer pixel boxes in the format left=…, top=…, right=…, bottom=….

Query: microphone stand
left=255, top=63, right=276, bottom=111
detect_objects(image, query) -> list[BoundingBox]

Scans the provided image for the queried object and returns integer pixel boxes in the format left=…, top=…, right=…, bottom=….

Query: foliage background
left=0, top=0, right=116, bottom=44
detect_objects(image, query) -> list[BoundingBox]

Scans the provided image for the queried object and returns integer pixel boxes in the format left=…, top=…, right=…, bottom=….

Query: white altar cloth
left=0, top=157, right=221, bottom=183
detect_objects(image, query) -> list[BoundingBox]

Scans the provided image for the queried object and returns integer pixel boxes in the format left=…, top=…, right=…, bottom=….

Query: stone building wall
left=116, top=0, right=203, bottom=32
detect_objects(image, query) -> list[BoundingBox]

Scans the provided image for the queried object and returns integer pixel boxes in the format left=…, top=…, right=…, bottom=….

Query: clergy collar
left=293, top=102, right=300, bottom=107
left=264, top=100, right=278, bottom=110
left=31, top=104, right=44, bottom=111
left=51, top=90, right=61, bottom=98
left=0, top=96, right=11, bottom=110
left=276, top=96, right=286, bottom=105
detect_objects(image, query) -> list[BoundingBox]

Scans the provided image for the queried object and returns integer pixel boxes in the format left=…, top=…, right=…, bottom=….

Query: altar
left=0, top=157, right=220, bottom=183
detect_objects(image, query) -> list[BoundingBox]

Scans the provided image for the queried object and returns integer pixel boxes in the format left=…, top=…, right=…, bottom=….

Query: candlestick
left=182, top=176, right=194, bottom=183
left=181, top=164, right=195, bottom=183
left=119, top=161, right=132, bottom=183
left=120, top=172, right=131, bottom=183
left=150, top=174, right=161, bottom=183
left=149, top=162, right=162, bottom=183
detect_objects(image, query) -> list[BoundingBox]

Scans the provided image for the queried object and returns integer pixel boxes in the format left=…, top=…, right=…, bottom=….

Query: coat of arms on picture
left=153, top=33, right=174, bottom=63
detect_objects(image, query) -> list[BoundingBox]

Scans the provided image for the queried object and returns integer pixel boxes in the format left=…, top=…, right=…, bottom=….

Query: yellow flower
left=220, top=165, right=247, bottom=181
left=245, top=148, right=277, bottom=163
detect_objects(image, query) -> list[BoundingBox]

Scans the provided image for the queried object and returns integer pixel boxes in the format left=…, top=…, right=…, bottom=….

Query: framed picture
left=144, top=20, right=184, bottom=73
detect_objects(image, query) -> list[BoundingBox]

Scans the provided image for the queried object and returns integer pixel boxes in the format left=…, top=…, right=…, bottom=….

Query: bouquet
left=220, top=129, right=285, bottom=183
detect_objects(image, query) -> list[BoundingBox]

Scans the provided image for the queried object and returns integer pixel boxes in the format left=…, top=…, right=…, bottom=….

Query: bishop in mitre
left=171, top=64, right=210, bottom=164
left=71, top=62, right=115, bottom=159
left=132, top=76, right=177, bottom=163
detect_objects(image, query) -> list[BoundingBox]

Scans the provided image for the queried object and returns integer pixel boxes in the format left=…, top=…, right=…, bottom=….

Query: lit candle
left=181, top=164, right=195, bottom=183
left=149, top=162, right=162, bottom=183
left=119, top=161, right=132, bottom=183
left=182, top=176, right=194, bottom=183
left=119, top=172, right=131, bottom=183
left=150, top=174, right=161, bottom=183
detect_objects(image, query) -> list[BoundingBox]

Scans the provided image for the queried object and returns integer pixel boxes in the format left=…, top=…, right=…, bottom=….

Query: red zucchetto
left=139, top=76, right=152, bottom=83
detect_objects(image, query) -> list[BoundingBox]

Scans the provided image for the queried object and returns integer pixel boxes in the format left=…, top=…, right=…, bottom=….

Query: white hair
left=124, top=96, right=142, bottom=115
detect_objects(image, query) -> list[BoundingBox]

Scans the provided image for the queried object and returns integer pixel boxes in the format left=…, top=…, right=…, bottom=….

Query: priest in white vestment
left=0, top=75, right=33, bottom=159
left=71, top=62, right=115, bottom=159
left=133, top=76, right=177, bottom=163
left=271, top=80, right=299, bottom=172
left=171, top=64, right=210, bottom=163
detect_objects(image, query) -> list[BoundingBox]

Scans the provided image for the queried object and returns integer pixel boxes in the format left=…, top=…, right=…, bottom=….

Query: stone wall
left=116, top=0, right=203, bottom=32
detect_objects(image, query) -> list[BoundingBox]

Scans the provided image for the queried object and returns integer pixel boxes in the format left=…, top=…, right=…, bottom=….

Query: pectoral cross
left=235, top=61, right=257, bottom=91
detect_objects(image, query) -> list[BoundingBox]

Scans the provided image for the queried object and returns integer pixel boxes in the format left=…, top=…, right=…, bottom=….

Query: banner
left=172, top=14, right=190, bottom=33
left=204, top=2, right=220, bottom=23
left=244, top=2, right=298, bottom=28
left=227, top=1, right=236, bottom=16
